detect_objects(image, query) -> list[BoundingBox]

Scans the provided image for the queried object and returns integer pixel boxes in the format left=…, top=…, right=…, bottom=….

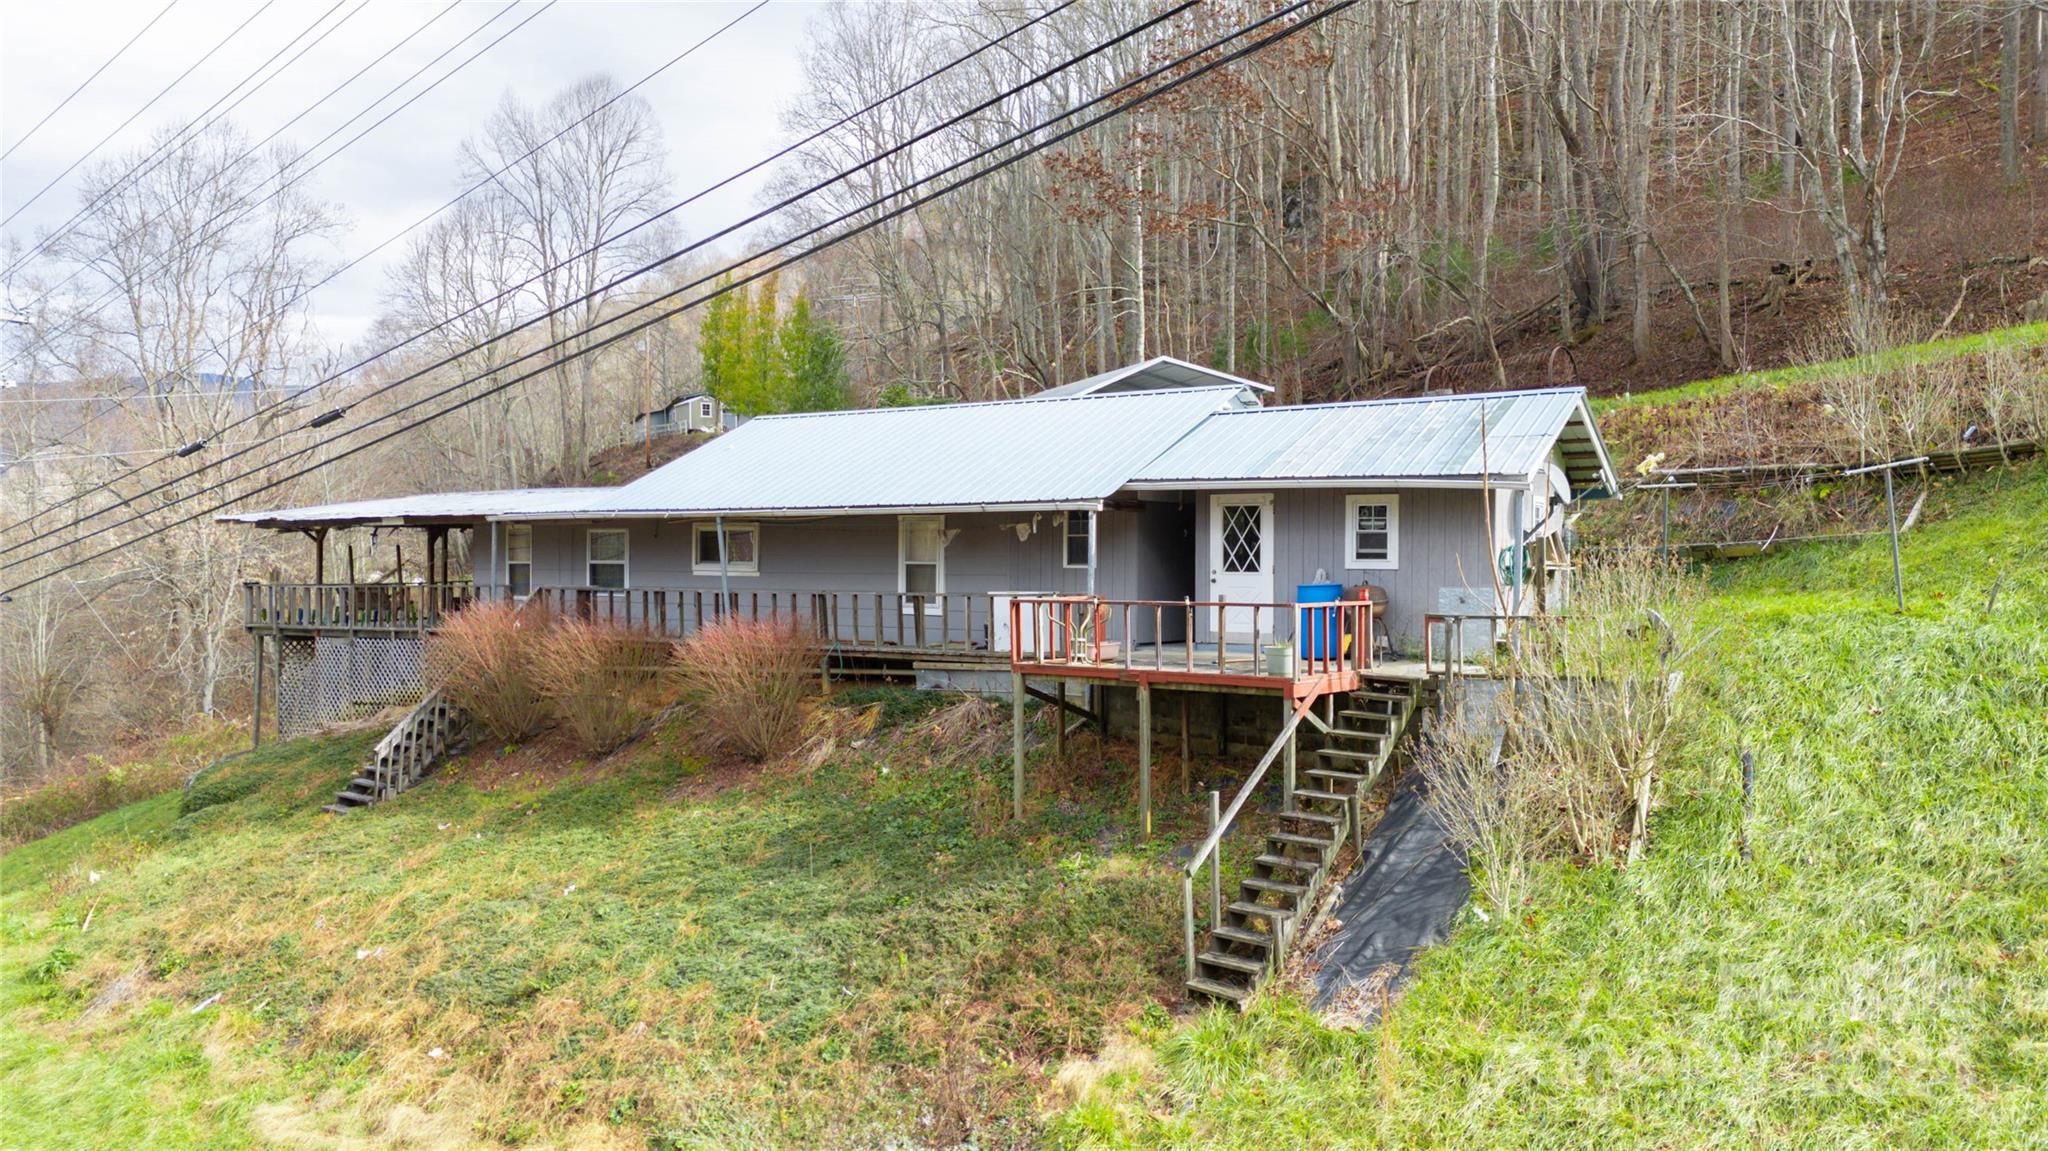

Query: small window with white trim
left=1343, top=495, right=1399, bottom=569
left=899, top=515, right=945, bottom=613
left=698, top=399, right=714, bottom=420
left=1063, top=512, right=1091, bottom=569
left=588, top=528, right=629, bottom=589
left=692, top=522, right=759, bottom=576
left=506, top=524, right=533, bottom=598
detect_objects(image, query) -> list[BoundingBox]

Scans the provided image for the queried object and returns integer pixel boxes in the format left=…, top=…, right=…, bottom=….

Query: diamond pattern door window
left=1220, top=504, right=1263, bottom=573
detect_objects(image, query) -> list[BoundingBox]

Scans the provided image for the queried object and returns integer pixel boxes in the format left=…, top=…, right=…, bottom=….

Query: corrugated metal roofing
left=1131, top=387, right=1616, bottom=492
left=1032, top=355, right=1274, bottom=399
left=534, top=386, right=1248, bottom=517
left=216, top=488, right=610, bottom=528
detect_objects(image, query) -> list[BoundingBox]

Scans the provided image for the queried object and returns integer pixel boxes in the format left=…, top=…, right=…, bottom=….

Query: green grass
left=0, top=696, right=1211, bottom=1149
left=7, top=467, right=2045, bottom=1149
left=1050, top=462, right=2048, bottom=1149
left=1593, top=320, right=2048, bottom=413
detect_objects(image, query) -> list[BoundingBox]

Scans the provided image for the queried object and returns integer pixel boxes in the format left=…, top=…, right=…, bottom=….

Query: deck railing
left=1009, top=595, right=1376, bottom=680
left=243, top=581, right=475, bottom=631
left=523, top=586, right=1003, bottom=652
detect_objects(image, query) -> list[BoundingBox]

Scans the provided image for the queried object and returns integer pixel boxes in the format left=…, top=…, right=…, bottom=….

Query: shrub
left=1418, top=695, right=1547, bottom=915
left=426, top=601, right=552, bottom=742
left=532, top=619, right=669, bottom=754
left=673, top=617, right=818, bottom=761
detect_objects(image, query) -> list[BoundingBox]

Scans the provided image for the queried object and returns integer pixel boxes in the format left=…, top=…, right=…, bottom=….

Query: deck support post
left=1281, top=695, right=1297, bottom=810
left=1053, top=680, right=1066, bottom=760
left=1011, top=669, right=1026, bottom=820
left=250, top=633, right=265, bottom=749
left=1179, top=693, right=1190, bottom=792
left=1137, top=679, right=1153, bottom=838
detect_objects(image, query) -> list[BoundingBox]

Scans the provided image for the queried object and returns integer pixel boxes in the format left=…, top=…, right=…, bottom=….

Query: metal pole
left=1138, top=680, right=1153, bottom=837
left=1085, top=508, right=1098, bottom=597
left=1661, top=486, right=1672, bottom=557
left=1208, top=789, right=1222, bottom=926
left=1884, top=466, right=1904, bottom=612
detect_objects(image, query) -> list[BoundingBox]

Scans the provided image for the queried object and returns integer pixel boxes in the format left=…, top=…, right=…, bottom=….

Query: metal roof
left=216, top=488, right=611, bottom=529
left=1032, top=355, right=1275, bottom=399
left=521, top=385, right=1249, bottom=518
left=1130, top=387, right=1618, bottom=494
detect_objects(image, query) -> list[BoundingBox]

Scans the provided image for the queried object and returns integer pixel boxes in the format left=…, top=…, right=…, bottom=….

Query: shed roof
left=216, top=488, right=610, bottom=529
left=1129, top=387, right=1617, bottom=494
left=1032, top=355, right=1274, bottom=399
left=517, top=385, right=1252, bottom=519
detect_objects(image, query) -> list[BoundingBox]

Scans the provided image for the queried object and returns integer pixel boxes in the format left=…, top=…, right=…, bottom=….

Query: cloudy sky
left=1, top=0, right=819, bottom=348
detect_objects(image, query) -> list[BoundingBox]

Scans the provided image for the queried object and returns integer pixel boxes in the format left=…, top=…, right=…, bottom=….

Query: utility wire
left=1, top=0, right=1077, bottom=544
left=5, top=0, right=367, bottom=281
left=0, top=0, right=541, bottom=466
left=1, top=1, right=276, bottom=227
left=1, top=0, right=183, bottom=162
left=1, top=0, right=1354, bottom=600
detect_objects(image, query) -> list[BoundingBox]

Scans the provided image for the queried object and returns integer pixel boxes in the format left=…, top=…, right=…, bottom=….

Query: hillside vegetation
left=4, top=462, right=2044, bottom=1150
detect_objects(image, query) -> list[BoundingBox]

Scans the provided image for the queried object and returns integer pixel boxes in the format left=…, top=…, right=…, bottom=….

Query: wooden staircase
left=1185, top=680, right=1421, bottom=1006
left=324, top=688, right=467, bottom=814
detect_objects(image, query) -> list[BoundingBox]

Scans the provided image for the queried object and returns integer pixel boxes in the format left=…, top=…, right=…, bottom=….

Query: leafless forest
left=4, top=0, right=2045, bottom=779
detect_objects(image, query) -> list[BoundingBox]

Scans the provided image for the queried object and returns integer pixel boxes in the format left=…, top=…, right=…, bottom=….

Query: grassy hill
left=5, top=462, right=2045, bottom=1150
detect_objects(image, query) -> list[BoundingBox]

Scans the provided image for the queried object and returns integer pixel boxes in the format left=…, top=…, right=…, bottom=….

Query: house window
left=1343, top=495, right=1399, bottom=570
left=588, top=528, right=629, bottom=589
left=505, top=524, right=533, bottom=598
left=698, top=399, right=714, bottom=420
left=692, top=522, right=759, bottom=575
left=1063, top=512, right=1092, bottom=569
left=898, top=515, right=945, bottom=613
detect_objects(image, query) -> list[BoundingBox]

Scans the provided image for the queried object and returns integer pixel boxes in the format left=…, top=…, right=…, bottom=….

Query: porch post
left=1085, top=508, right=1098, bottom=597
left=250, top=633, right=265, bottom=750
left=1138, top=679, right=1153, bottom=838
left=1011, top=669, right=1026, bottom=820
left=1281, top=695, right=1297, bottom=810
left=715, top=514, right=731, bottom=609
left=1053, top=680, right=1066, bottom=759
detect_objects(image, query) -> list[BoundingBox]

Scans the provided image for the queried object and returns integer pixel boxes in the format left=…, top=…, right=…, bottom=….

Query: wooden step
left=1209, top=924, right=1273, bottom=949
left=1279, top=809, right=1343, bottom=828
left=1185, top=975, right=1252, bottom=1003
left=1227, top=900, right=1298, bottom=921
left=1240, top=876, right=1308, bottom=898
left=320, top=803, right=357, bottom=815
left=1254, top=853, right=1317, bottom=873
left=1197, top=950, right=1266, bottom=975
left=1305, top=767, right=1368, bottom=787
left=1291, top=788, right=1348, bottom=805
left=1325, top=727, right=1385, bottom=742
left=1338, top=709, right=1398, bottom=725
left=1352, top=688, right=1415, bottom=702
left=1268, top=830, right=1335, bottom=850
left=1316, top=746, right=1381, bottom=764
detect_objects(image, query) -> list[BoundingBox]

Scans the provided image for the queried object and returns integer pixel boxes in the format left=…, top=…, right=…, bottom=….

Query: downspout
left=1086, top=509, right=1098, bottom=597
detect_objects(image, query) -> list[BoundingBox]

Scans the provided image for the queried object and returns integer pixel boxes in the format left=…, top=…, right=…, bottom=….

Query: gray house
left=227, top=356, right=1615, bottom=671
left=633, top=391, right=740, bottom=436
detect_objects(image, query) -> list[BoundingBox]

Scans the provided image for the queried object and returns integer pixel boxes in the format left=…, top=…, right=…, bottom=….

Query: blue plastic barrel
left=1296, top=582, right=1345, bottom=660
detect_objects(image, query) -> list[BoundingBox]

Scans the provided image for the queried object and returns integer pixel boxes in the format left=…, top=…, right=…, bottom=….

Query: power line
left=1, top=1, right=276, bottom=227
left=1, top=0, right=183, bottom=162
left=5, top=0, right=368, bottom=281
left=1, top=0, right=1354, bottom=600
left=0, top=0, right=543, bottom=462
left=1, top=0, right=1078, bottom=545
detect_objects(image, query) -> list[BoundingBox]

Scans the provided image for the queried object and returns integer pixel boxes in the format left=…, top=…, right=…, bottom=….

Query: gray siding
left=499, top=507, right=1190, bottom=647
left=1190, top=487, right=1497, bottom=653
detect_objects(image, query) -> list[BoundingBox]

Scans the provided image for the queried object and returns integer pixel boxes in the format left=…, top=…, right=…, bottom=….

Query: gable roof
left=515, top=385, right=1251, bottom=518
left=1130, top=387, right=1618, bottom=495
left=1032, top=355, right=1274, bottom=399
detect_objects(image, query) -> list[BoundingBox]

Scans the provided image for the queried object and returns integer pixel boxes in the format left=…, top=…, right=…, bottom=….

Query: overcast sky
left=1, top=0, right=818, bottom=348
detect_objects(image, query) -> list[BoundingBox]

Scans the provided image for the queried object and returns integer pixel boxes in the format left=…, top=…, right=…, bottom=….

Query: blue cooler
left=1296, top=582, right=1345, bottom=660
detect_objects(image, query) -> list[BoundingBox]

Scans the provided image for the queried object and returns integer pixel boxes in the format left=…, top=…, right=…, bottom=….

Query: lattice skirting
left=276, top=634, right=426, bottom=734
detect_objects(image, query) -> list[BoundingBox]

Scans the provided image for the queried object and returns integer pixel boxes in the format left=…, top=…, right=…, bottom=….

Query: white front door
left=1207, top=494, right=1274, bottom=638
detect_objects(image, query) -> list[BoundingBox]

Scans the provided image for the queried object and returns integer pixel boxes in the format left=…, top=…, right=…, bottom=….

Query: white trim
left=1342, top=494, right=1400, bottom=570
left=1125, top=475, right=1532, bottom=493
left=691, top=521, right=759, bottom=576
left=586, top=527, right=629, bottom=589
left=1061, top=512, right=1091, bottom=570
left=1206, top=494, right=1273, bottom=634
left=698, top=398, right=714, bottom=421
left=504, top=523, right=534, bottom=599
left=897, top=514, right=946, bottom=614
